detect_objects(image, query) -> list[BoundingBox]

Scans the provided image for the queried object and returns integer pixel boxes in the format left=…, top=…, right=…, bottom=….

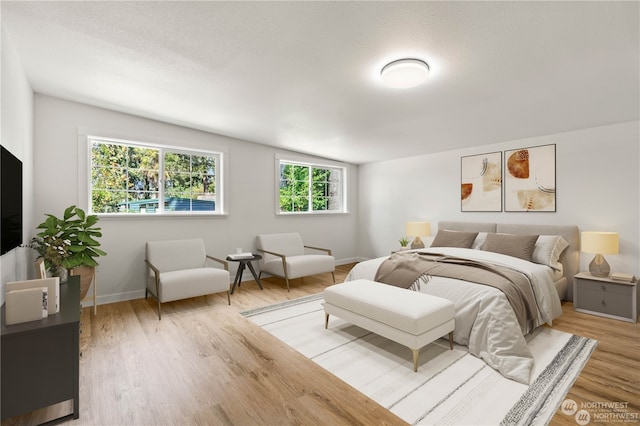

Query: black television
left=1, top=145, right=23, bottom=255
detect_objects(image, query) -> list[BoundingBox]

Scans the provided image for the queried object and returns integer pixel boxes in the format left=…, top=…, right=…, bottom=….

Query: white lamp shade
left=581, top=232, right=619, bottom=255
left=405, top=222, right=431, bottom=238
left=381, top=58, right=429, bottom=89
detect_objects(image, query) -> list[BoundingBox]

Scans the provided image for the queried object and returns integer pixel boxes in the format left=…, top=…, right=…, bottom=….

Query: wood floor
left=2, top=263, right=639, bottom=426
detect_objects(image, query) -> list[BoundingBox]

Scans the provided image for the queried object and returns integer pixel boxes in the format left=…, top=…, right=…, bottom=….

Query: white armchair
left=256, top=233, right=335, bottom=292
left=145, top=238, right=230, bottom=319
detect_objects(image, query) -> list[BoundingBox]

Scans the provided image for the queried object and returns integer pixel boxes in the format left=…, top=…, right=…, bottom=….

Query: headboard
left=438, top=221, right=580, bottom=300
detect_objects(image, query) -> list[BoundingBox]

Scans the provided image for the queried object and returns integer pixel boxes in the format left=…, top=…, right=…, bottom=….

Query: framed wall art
left=504, top=144, right=556, bottom=212
left=460, top=151, right=502, bottom=212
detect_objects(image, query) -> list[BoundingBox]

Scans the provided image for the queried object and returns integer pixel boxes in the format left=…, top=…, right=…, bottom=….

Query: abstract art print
left=461, top=151, right=502, bottom=212
left=504, top=144, right=556, bottom=212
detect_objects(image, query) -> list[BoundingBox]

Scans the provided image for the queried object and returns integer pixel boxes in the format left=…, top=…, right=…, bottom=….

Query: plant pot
left=70, top=265, right=95, bottom=300
left=56, top=267, right=69, bottom=283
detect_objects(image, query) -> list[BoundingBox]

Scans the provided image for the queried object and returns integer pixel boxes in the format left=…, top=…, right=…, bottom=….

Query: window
left=89, top=137, right=222, bottom=215
left=277, top=156, right=346, bottom=214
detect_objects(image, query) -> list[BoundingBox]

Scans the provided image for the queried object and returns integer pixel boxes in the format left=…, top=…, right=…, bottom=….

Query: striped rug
left=242, top=294, right=597, bottom=426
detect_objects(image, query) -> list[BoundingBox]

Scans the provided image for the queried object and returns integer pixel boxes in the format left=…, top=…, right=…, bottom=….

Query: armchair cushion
left=256, top=233, right=305, bottom=260
left=146, top=239, right=207, bottom=272
left=262, top=254, right=335, bottom=280
left=159, top=268, right=230, bottom=302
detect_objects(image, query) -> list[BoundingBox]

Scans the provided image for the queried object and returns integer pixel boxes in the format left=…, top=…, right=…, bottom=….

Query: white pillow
left=471, top=232, right=488, bottom=250
left=532, top=235, right=570, bottom=271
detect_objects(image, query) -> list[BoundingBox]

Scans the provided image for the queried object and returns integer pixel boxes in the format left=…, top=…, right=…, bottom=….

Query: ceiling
left=2, top=1, right=638, bottom=164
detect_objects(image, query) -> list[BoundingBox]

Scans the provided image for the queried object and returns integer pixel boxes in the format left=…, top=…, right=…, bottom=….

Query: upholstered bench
left=322, top=279, right=455, bottom=372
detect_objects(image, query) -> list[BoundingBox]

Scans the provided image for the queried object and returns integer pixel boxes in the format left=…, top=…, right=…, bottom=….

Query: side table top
left=226, top=254, right=262, bottom=262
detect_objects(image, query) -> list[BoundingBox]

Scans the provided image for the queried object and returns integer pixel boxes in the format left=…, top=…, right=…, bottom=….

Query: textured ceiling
left=2, top=1, right=638, bottom=164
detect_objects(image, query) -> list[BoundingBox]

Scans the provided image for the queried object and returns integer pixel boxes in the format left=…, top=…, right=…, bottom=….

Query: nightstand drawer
left=604, top=291, right=633, bottom=318
left=575, top=286, right=606, bottom=312
left=578, top=279, right=630, bottom=295
left=573, top=272, right=638, bottom=322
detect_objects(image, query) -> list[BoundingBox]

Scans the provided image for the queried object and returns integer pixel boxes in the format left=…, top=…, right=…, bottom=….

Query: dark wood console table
left=1, top=275, right=81, bottom=422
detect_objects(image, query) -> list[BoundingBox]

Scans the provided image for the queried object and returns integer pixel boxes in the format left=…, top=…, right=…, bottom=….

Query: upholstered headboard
left=437, top=221, right=580, bottom=300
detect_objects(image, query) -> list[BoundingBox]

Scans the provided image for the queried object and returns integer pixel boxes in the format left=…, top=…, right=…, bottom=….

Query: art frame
left=504, top=143, right=556, bottom=212
left=460, top=151, right=502, bottom=212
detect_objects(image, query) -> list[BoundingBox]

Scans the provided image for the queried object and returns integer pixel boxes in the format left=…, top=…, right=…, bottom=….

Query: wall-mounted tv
left=1, top=145, right=23, bottom=255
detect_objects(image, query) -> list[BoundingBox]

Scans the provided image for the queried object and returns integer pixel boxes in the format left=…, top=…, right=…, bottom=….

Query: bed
left=345, top=221, right=579, bottom=384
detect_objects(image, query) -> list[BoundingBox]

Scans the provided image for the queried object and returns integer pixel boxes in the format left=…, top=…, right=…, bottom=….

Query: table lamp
left=405, top=222, right=431, bottom=249
left=581, top=231, right=619, bottom=278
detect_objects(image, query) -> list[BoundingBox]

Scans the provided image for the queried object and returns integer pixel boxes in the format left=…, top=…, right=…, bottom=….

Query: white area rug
left=243, top=294, right=597, bottom=426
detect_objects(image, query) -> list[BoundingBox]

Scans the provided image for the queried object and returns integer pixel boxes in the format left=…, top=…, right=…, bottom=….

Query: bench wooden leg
left=324, top=312, right=330, bottom=329
left=449, top=331, right=454, bottom=350
left=412, top=348, right=420, bottom=372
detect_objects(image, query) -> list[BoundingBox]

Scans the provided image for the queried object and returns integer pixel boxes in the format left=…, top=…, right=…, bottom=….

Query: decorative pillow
left=482, top=233, right=539, bottom=261
left=532, top=235, right=570, bottom=271
left=431, top=230, right=479, bottom=248
left=471, top=232, right=488, bottom=250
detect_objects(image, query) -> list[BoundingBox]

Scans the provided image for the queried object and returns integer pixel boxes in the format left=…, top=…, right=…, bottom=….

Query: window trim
left=274, top=153, right=348, bottom=215
left=78, top=128, right=229, bottom=217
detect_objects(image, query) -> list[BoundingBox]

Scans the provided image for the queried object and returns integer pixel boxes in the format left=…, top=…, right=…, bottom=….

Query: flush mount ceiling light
left=380, top=58, right=430, bottom=89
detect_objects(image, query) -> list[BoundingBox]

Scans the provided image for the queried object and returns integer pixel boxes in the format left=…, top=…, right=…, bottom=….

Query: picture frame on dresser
left=573, top=272, right=639, bottom=323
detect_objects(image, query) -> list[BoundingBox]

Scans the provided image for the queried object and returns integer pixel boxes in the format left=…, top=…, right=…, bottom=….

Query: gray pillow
left=482, top=233, right=539, bottom=261
left=431, top=230, right=479, bottom=248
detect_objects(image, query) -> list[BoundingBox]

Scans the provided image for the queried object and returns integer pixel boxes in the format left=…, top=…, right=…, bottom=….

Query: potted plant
left=24, top=234, right=71, bottom=281
left=399, top=237, right=410, bottom=249
left=28, top=205, right=106, bottom=298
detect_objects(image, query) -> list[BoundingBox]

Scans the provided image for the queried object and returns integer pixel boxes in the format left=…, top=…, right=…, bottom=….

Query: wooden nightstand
left=573, top=272, right=639, bottom=323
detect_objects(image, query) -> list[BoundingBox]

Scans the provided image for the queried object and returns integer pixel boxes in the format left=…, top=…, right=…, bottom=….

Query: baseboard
left=85, top=289, right=147, bottom=306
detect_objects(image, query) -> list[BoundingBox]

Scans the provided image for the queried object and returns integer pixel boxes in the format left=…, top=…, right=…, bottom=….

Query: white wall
left=13, top=81, right=640, bottom=307
left=358, top=121, right=640, bottom=285
left=33, top=95, right=359, bottom=304
left=0, top=26, right=34, bottom=305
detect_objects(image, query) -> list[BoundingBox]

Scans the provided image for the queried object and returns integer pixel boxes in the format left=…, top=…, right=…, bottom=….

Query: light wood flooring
left=2, top=263, right=639, bottom=425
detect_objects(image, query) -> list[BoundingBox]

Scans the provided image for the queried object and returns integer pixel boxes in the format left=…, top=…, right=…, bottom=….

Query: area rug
left=242, top=294, right=597, bottom=426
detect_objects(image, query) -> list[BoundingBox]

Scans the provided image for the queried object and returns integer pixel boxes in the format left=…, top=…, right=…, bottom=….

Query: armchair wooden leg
left=331, top=271, right=336, bottom=283
left=283, top=269, right=290, bottom=292
left=157, top=299, right=162, bottom=320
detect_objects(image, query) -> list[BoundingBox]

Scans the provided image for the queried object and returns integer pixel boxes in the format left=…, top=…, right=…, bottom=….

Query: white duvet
left=345, top=247, right=563, bottom=384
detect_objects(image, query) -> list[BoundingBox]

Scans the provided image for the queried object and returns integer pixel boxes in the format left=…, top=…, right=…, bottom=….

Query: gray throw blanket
left=374, top=251, right=538, bottom=335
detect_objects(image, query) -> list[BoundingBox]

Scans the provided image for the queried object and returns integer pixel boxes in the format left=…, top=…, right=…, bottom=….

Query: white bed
left=345, top=221, right=579, bottom=384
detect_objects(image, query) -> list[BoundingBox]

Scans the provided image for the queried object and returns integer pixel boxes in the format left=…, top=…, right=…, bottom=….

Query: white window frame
left=274, top=153, right=348, bottom=215
left=78, top=130, right=228, bottom=217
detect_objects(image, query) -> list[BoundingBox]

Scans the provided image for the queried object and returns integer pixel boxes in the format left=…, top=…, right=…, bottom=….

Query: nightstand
left=573, top=272, right=639, bottom=323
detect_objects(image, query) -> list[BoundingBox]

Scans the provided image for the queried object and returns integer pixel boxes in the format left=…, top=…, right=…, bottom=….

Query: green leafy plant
left=30, top=205, right=107, bottom=271
left=24, top=234, right=71, bottom=275
left=399, top=237, right=410, bottom=247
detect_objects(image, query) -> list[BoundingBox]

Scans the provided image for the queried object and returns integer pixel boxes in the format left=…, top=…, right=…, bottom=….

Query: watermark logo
left=561, top=399, right=639, bottom=424
left=575, top=409, right=591, bottom=426
left=562, top=399, right=578, bottom=416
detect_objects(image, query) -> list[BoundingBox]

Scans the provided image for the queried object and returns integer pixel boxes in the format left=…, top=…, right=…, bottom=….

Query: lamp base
left=411, top=236, right=425, bottom=250
left=589, top=254, right=610, bottom=278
